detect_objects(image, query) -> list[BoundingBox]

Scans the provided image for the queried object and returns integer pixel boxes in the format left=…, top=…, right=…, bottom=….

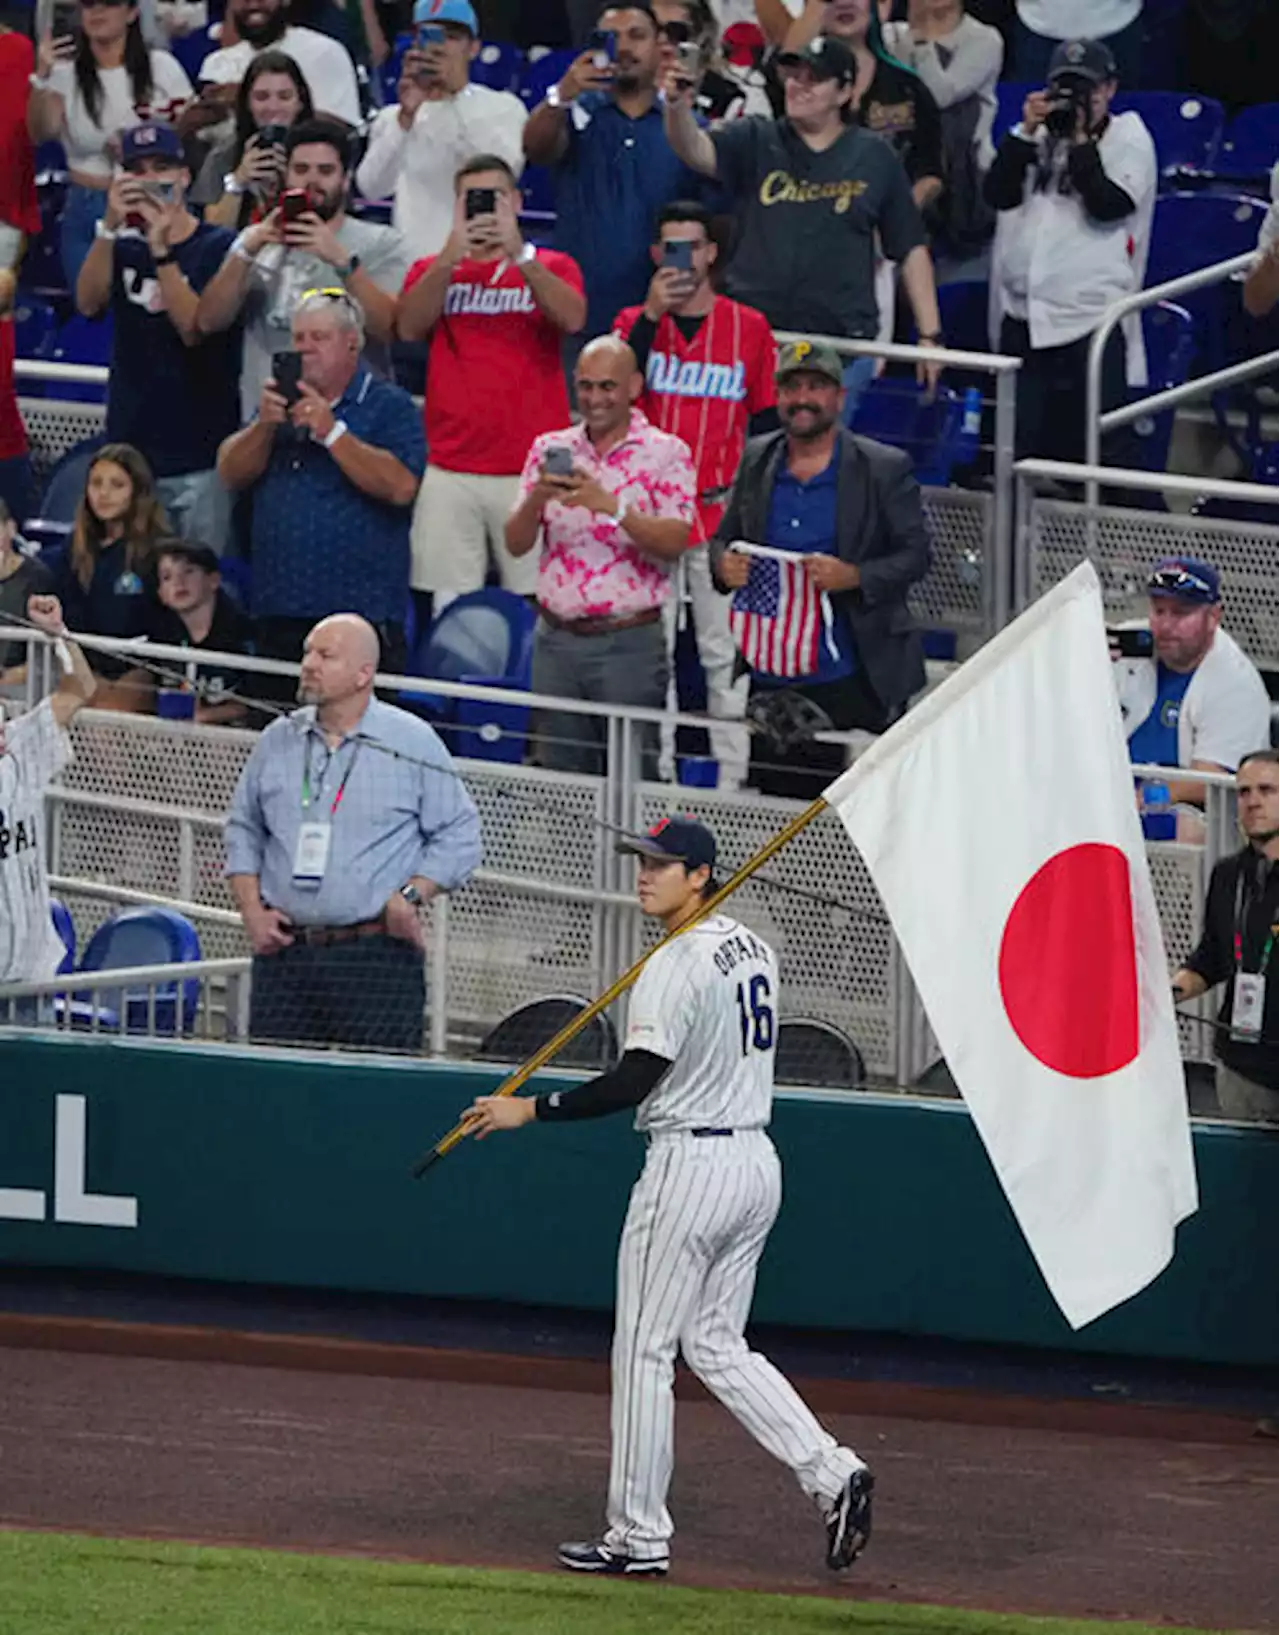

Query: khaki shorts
left=409, top=465, right=538, bottom=597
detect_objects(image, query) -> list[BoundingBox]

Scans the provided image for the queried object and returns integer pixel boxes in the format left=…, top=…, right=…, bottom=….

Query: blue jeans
left=155, top=469, right=233, bottom=556
left=60, top=184, right=108, bottom=292
left=841, top=355, right=878, bottom=428
left=0, top=454, right=32, bottom=525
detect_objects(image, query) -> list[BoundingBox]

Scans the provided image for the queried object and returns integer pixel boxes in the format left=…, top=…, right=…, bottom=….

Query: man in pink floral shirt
left=507, top=335, right=697, bottom=776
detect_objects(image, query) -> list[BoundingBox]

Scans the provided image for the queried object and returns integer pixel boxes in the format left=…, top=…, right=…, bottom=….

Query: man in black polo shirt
left=152, top=540, right=256, bottom=725
left=1173, top=749, right=1278, bottom=1123
left=662, top=34, right=943, bottom=402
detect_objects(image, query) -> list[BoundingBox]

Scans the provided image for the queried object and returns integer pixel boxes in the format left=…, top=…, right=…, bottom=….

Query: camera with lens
left=1044, top=72, right=1093, bottom=139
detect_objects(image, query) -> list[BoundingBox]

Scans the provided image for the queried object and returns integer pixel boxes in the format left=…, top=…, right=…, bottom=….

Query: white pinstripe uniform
left=603, top=912, right=867, bottom=1564
left=0, top=701, right=72, bottom=985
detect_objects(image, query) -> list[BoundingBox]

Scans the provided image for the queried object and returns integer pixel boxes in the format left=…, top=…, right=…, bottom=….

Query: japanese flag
left=824, top=562, right=1198, bottom=1329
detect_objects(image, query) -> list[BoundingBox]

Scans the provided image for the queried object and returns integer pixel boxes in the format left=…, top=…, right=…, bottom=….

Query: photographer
left=984, top=38, right=1155, bottom=468
left=75, top=123, right=240, bottom=555
left=189, top=51, right=314, bottom=232
left=355, top=0, right=527, bottom=266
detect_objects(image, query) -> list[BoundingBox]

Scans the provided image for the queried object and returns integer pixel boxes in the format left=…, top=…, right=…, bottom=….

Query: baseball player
left=466, top=816, right=873, bottom=1577
left=0, top=596, right=96, bottom=986
left=613, top=203, right=777, bottom=791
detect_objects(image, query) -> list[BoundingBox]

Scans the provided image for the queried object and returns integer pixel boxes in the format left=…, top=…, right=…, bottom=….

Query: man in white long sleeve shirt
left=355, top=0, right=527, bottom=265
left=197, top=0, right=362, bottom=127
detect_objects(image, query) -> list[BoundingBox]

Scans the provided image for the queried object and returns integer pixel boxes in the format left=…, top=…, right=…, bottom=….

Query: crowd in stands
left=0, top=0, right=1273, bottom=811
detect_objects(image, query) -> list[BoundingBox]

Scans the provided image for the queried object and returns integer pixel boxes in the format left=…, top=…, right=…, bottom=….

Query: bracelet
left=223, top=173, right=246, bottom=197
left=94, top=220, right=117, bottom=242
left=322, top=419, right=348, bottom=450
left=231, top=230, right=256, bottom=263
left=29, top=73, right=53, bottom=91
left=152, top=249, right=175, bottom=268
left=516, top=242, right=536, bottom=267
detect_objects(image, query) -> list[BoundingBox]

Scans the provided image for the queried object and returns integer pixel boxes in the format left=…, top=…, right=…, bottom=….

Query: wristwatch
left=222, top=173, right=246, bottom=196
left=545, top=82, right=565, bottom=109
left=516, top=242, right=536, bottom=266
left=917, top=331, right=943, bottom=344
left=152, top=249, right=175, bottom=268
left=339, top=252, right=361, bottom=279
left=399, top=882, right=423, bottom=906
left=94, top=220, right=117, bottom=242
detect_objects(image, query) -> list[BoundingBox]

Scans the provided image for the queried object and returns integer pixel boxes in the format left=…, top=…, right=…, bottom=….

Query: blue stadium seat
left=1212, top=103, right=1279, bottom=189
left=518, top=47, right=577, bottom=109
left=937, top=279, right=990, bottom=357
left=1128, top=301, right=1195, bottom=475
left=31, top=433, right=107, bottom=528
left=403, top=587, right=536, bottom=762
left=12, top=296, right=57, bottom=361
left=472, top=40, right=524, bottom=93
left=50, top=899, right=76, bottom=976
left=848, top=379, right=966, bottom=486
left=169, top=25, right=215, bottom=83
left=518, top=163, right=556, bottom=231
left=1145, top=191, right=1269, bottom=369
left=45, top=312, right=113, bottom=403
left=992, top=83, right=1033, bottom=145
left=1112, top=92, right=1224, bottom=182
left=71, top=906, right=203, bottom=1036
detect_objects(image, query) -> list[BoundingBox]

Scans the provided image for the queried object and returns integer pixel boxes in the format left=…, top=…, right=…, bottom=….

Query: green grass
left=0, top=1530, right=1234, bottom=1635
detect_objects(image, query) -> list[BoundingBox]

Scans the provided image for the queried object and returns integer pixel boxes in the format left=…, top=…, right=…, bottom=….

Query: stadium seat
left=475, top=994, right=619, bottom=1070
left=1128, top=300, right=1195, bottom=475
left=992, top=82, right=1032, bottom=146
left=472, top=40, right=524, bottom=92
left=847, top=378, right=968, bottom=485
left=70, top=906, right=203, bottom=1036
left=30, top=433, right=107, bottom=528
left=1212, top=103, right=1279, bottom=189
left=12, top=296, right=57, bottom=362
left=936, top=279, right=990, bottom=358
left=403, top=586, right=537, bottom=762
left=1111, top=92, right=1224, bottom=182
left=1145, top=191, right=1270, bottom=367
left=45, top=312, right=113, bottom=404
left=50, top=899, right=76, bottom=976
left=775, top=1018, right=866, bottom=1090
left=518, top=47, right=577, bottom=109
left=518, top=163, right=556, bottom=233
left=169, top=25, right=215, bottom=83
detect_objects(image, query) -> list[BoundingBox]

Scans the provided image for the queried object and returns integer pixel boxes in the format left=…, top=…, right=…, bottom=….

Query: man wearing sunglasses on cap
left=1113, top=555, right=1271, bottom=817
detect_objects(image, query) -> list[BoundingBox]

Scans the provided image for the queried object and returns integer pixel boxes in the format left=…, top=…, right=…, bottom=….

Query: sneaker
left=825, top=1467, right=874, bottom=1571
left=557, top=1540, right=669, bottom=1577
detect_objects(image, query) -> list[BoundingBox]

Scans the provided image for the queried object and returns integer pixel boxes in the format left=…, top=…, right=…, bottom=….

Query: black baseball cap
left=775, top=34, right=855, bottom=85
left=156, top=538, right=220, bottom=574
left=616, top=816, right=717, bottom=872
left=1047, top=38, right=1117, bottom=85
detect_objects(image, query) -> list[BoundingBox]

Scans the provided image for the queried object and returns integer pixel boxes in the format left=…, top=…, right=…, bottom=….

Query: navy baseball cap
left=120, top=122, right=184, bottom=167
left=616, top=816, right=717, bottom=872
left=1147, top=556, right=1220, bottom=605
left=1047, top=38, right=1117, bottom=85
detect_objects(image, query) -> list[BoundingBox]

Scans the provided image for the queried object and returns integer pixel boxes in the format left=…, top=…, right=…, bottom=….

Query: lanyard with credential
left=1232, top=866, right=1276, bottom=976
left=301, top=739, right=361, bottom=817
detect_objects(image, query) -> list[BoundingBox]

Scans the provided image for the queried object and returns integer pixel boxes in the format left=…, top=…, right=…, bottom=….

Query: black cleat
left=825, top=1467, right=874, bottom=1571
left=557, top=1540, right=669, bottom=1577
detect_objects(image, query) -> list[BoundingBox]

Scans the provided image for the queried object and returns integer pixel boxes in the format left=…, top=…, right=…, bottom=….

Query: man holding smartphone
left=613, top=201, right=777, bottom=790
left=75, top=122, right=241, bottom=555
left=356, top=0, right=527, bottom=266
left=396, top=154, right=585, bottom=613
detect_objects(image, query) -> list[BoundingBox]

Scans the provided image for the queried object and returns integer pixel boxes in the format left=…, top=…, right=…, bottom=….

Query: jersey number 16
left=736, top=973, right=774, bottom=1055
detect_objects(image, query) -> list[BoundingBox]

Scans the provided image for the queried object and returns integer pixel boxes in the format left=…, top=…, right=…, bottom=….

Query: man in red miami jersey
left=397, top=153, right=586, bottom=614
left=613, top=201, right=776, bottom=790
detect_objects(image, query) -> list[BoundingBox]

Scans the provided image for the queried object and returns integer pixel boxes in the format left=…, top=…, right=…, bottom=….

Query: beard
left=237, top=9, right=287, bottom=46
left=782, top=404, right=838, bottom=439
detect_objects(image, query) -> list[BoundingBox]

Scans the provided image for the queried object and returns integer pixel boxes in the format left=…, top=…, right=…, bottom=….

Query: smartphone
left=587, top=27, right=617, bottom=67
left=254, top=123, right=290, bottom=149
left=543, top=447, right=575, bottom=478
left=465, top=186, right=497, bottom=220
left=416, top=21, right=446, bottom=45
left=1108, top=627, right=1155, bottom=660
left=271, top=350, right=303, bottom=407
left=674, top=41, right=701, bottom=80
left=280, top=187, right=309, bottom=224
left=141, top=179, right=177, bottom=205
left=51, top=0, right=78, bottom=37
left=662, top=239, right=695, bottom=272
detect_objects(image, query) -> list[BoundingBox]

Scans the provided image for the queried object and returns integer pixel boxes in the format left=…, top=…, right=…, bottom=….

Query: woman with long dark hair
left=190, top=49, right=314, bottom=231
left=50, top=442, right=169, bottom=710
left=27, top=0, right=192, bottom=286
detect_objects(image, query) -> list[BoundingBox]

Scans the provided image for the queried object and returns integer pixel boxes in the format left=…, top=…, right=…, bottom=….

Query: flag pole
left=412, top=794, right=831, bottom=1177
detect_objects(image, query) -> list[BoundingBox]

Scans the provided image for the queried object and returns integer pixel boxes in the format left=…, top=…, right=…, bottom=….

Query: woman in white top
left=27, top=0, right=192, bottom=288
left=1011, top=1, right=1144, bottom=88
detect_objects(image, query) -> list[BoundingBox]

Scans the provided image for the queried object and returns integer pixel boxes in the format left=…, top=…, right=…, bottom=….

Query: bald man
left=506, top=336, right=698, bottom=778
left=225, top=613, right=482, bottom=1052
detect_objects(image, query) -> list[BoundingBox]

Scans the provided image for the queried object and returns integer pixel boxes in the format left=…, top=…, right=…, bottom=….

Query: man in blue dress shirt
left=225, top=613, right=482, bottom=1051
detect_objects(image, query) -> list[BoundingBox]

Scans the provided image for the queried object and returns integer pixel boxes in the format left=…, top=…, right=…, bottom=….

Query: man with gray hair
left=217, top=286, right=425, bottom=682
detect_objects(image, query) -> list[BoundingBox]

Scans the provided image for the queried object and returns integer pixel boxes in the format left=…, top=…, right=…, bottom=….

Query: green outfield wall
left=2, top=1035, right=1274, bottom=1366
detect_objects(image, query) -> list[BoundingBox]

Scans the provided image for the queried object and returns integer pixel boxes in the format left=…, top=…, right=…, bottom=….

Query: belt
left=287, top=916, right=390, bottom=948
left=538, top=607, right=662, bottom=637
left=691, top=1127, right=735, bottom=1137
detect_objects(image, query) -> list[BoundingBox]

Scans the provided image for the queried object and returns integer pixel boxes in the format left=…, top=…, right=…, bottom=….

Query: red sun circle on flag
left=998, top=843, right=1140, bottom=1079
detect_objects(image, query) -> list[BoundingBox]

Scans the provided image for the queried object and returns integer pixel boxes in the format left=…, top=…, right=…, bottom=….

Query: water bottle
left=956, top=386, right=982, bottom=466
left=1141, top=779, right=1176, bottom=842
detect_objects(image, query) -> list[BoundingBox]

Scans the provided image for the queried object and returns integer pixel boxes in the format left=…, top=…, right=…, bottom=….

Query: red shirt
left=403, top=247, right=585, bottom=477
left=0, top=320, right=27, bottom=462
left=0, top=33, right=39, bottom=237
left=612, top=295, right=776, bottom=540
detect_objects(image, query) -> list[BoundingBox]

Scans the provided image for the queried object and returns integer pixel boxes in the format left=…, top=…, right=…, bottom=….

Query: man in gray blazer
left=710, top=340, right=931, bottom=798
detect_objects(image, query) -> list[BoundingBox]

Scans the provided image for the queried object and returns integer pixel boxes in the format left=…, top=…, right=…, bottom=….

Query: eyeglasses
left=1148, top=567, right=1215, bottom=599
left=659, top=20, right=692, bottom=43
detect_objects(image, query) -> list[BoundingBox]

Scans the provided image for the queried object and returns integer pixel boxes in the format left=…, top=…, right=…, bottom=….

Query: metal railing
left=1084, top=252, right=1270, bottom=507
left=0, top=956, right=251, bottom=1040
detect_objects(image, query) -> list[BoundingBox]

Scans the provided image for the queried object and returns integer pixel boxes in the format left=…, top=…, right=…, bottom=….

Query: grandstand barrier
left=0, top=1036, right=1272, bottom=1367
left=1, top=631, right=1245, bottom=1089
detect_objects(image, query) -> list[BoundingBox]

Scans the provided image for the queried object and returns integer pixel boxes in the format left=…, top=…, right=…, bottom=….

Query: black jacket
left=1184, top=847, right=1278, bottom=1090
left=709, top=428, right=930, bottom=712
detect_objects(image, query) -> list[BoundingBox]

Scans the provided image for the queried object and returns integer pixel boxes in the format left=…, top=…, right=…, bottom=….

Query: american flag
left=728, top=549, right=828, bottom=678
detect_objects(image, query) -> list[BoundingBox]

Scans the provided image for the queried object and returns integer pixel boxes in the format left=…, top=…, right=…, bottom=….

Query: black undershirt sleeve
left=1066, top=140, right=1138, bottom=223
left=623, top=311, right=660, bottom=375
left=534, top=1049, right=672, bottom=1122
left=983, top=130, right=1038, bottom=211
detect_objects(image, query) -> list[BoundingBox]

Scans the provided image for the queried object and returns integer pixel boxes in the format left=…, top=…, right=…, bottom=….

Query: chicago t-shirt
left=403, top=248, right=585, bottom=476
